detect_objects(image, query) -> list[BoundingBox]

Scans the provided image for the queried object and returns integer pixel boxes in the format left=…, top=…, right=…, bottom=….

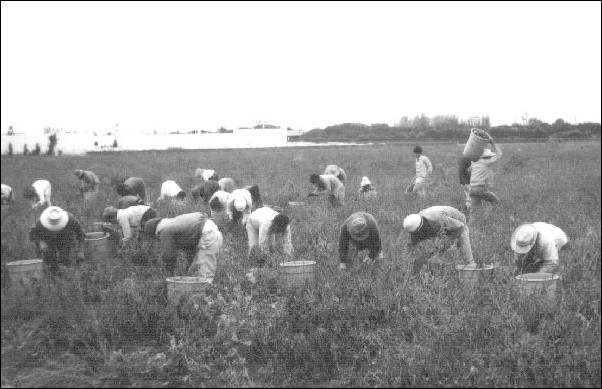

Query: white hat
left=511, top=224, right=537, bottom=254
left=40, top=206, right=69, bottom=232
left=348, top=214, right=370, bottom=241
left=234, top=196, right=246, bottom=212
left=480, top=149, right=496, bottom=158
left=360, top=176, right=371, bottom=186
left=403, top=214, right=423, bottom=233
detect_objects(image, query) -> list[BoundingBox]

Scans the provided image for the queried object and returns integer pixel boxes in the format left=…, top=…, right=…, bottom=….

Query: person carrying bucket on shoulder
left=338, top=212, right=383, bottom=270
left=510, top=222, right=569, bottom=276
left=402, top=206, right=475, bottom=274
left=28, top=206, right=85, bottom=275
left=469, top=134, right=502, bottom=208
left=406, top=146, right=433, bottom=198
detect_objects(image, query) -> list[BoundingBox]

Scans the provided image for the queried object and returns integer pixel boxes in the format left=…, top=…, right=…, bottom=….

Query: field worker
left=208, top=190, right=231, bottom=217
left=28, top=206, right=85, bottom=275
left=469, top=134, right=502, bottom=208
left=358, top=176, right=377, bottom=197
left=511, top=222, right=569, bottom=275
left=402, top=206, right=474, bottom=272
left=1, top=184, right=13, bottom=205
left=338, top=212, right=383, bottom=270
left=23, top=179, right=52, bottom=210
left=458, top=156, right=472, bottom=212
left=246, top=206, right=293, bottom=258
left=157, top=180, right=186, bottom=201
left=116, top=177, right=147, bottom=202
left=406, top=145, right=433, bottom=198
left=218, top=177, right=236, bottom=193
left=308, top=173, right=345, bottom=206
left=102, top=205, right=158, bottom=247
left=117, top=195, right=144, bottom=209
left=323, top=164, right=347, bottom=184
left=195, top=168, right=219, bottom=181
left=74, top=169, right=100, bottom=202
left=191, top=180, right=220, bottom=204
left=226, top=186, right=257, bottom=226
left=142, top=212, right=223, bottom=282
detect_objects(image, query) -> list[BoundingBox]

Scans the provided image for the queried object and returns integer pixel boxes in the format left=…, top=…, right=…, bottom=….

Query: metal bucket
left=84, top=232, right=113, bottom=262
left=166, top=276, right=209, bottom=305
left=515, top=273, right=560, bottom=301
left=462, top=128, right=490, bottom=161
left=279, top=260, right=316, bottom=288
left=6, top=259, right=44, bottom=290
left=456, top=263, right=494, bottom=287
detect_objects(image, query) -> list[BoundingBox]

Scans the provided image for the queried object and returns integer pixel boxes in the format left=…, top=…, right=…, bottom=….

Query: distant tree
left=7, top=143, right=13, bottom=156
left=32, top=143, right=41, bottom=155
left=23, top=144, right=29, bottom=155
left=47, top=134, right=58, bottom=155
left=398, top=116, right=412, bottom=128
left=412, top=114, right=430, bottom=130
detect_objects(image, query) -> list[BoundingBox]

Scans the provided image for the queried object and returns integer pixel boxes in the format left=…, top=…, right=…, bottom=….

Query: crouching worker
left=102, top=205, right=158, bottom=248
left=24, top=179, right=52, bottom=210
left=157, top=180, right=186, bottom=201
left=339, top=212, right=383, bottom=270
left=29, top=206, right=85, bottom=275
left=511, top=222, right=569, bottom=276
left=358, top=176, right=377, bottom=198
left=324, top=164, right=347, bottom=184
left=142, top=212, right=223, bottom=283
left=74, top=169, right=100, bottom=202
left=1, top=184, right=13, bottom=205
left=246, top=206, right=293, bottom=260
left=402, top=206, right=474, bottom=273
left=191, top=180, right=220, bottom=205
left=308, top=173, right=345, bottom=206
left=116, top=177, right=147, bottom=202
left=226, top=185, right=262, bottom=227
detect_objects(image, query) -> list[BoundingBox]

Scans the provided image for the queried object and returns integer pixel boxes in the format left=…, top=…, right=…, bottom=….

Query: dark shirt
left=29, top=212, right=85, bottom=250
left=120, top=177, right=146, bottom=201
left=192, top=180, right=220, bottom=203
left=339, top=213, right=381, bottom=264
left=458, top=157, right=472, bottom=185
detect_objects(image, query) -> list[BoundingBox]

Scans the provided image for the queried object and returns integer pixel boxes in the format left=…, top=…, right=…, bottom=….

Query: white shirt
left=116, top=205, right=151, bottom=242
left=415, top=155, right=433, bottom=179
left=531, top=222, right=569, bottom=264
left=158, top=180, right=183, bottom=200
left=32, top=180, right=52, bottom=208
left=196, top=169, right=216, bottom=181
left=247, top=206, right=293, bottom=255
left=1, top=184, right=12, bottom=203
left=209, top=190, right=231, bottom=214
left=226, top=188, right=253, bottom=224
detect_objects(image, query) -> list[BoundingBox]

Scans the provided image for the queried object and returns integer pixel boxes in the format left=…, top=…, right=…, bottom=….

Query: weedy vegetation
left=1, top=141, right=600, bottom=387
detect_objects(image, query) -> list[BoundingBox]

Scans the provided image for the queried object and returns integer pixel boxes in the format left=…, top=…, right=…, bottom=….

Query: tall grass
left=1, top=142, right=600, bottom=387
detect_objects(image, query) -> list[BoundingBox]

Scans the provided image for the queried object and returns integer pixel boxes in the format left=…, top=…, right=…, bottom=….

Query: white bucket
left=166, top=276, right=209, bottom=305
left=462, top=128, right=490, bottom=161
left=456, top=263, right=494, bottom=287
left=6, top=259, right=44, bottom=288
left=515, top=273, right=560, bottom=301
left=279, top=260, right=316, bottom=288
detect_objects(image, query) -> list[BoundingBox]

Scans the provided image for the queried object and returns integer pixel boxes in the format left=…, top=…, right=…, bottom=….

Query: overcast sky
left=1, top=1, right=600, bottom=134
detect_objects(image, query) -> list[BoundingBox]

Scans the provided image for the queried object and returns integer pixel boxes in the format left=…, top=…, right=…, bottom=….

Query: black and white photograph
left=1, top=1, right=600, bottom=387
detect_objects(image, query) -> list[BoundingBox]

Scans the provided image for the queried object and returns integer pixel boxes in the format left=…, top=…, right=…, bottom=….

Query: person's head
left=413, top=145, right=423, bottom=158
left=116, top=182, right=128, bottom=196
left=480, top=148, right=496, bottom=159
left=23, top=186, right=39, bottom=206
left=40, top=206, right=69, bottom=232
left=348, top=213, right=370, bottom=241
left=511, top=224, right=538, bottom=255
left=74, top=169, right=84, bottom=178
left=403, top=214, right=423, bottom=234
left=270, top=214, right=290, bottom=235
left=102, top=206, right=119, bottom=223
left=176, top=190, right=186, bottom=200
left=142, top=217, right=162, bottom=237
left=309, top=173, right=321, bottom=185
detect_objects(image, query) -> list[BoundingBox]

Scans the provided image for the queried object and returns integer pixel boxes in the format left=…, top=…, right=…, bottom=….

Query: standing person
left=117, top=195, right=144, bottom=209
left=157, top=180, right=186, bottom=201
left=195, top=168, right=219, bottom=181
left=406, top=145, right=433, bottom=198
left=102, top=205, right=158, bottom=247
left=218, top=177, right=236, bottom=193
left=23, top=179, right=52, bottom=210
left=511, top=222, right=569, bottom=275
left=74, top=169, right=100, bottom=202
left=323, top=164, right=347, bottom=184
left=458, top=156, right=472, bottom=212
left=143, top=212, right=223, bottom=283
left=358, top=176, right=377, bottom=198
left=308, top=173, right=345, bottom=206
left=402, top=206, right=475, bottom=273
left=116, top=177, right=147, bottom=202
left=245, top=206, right=293, bottom=258
left=1, top=184, right=13, bottom=205
left=191, top=180, right=220, bottom=204
left=338, top=212, right=383, bottom=270
left=469, top=134, right=502, bottom=208
left=28, top=206, right=85, bottom=275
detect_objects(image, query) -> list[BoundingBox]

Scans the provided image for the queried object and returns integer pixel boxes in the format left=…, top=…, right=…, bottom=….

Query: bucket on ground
left=84, top=231, right=113, bottom=262
left=456, top=263, right=494, bottom=287
left=6, top=259, right=44, bottom=290
left=515, top=272, right=560, bottom=301
left=279, top=260, right=316, bottom=288
left=166, top=276, right=209, bottom=305
left=463, top=128, right=491, bottom=161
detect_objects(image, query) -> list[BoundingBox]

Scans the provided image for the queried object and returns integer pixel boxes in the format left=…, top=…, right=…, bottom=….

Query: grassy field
left=1, top=141, right=600, bottom=387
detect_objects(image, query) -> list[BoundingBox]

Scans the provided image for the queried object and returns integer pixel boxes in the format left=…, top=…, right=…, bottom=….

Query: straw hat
left=348, top=214, right=370, bottom=241
left=234, top=196, right=246, bottom=212
left=511, top=224, right=537, bottom=254
left=480, top=149, right=496, bottom=158
left=403, top=214, right=423, bottom=233
left=40, top=206, right=69, bottom=232
left=360, top=176, right=371, bottom=186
